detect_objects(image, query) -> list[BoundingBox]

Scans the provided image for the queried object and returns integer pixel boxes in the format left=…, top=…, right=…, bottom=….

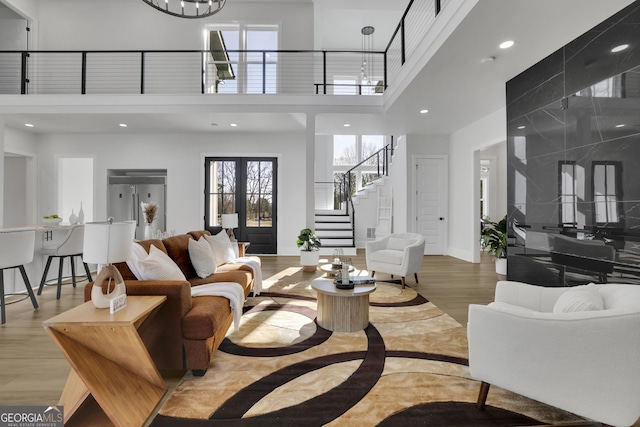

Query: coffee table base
left=316, top=292, right=370, bottom=332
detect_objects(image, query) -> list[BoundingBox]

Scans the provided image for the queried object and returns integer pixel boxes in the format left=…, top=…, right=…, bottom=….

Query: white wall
left=31, top=131, right=307, bottom=255
left=35, top=1, right=313, bottom=51
left=448, top=107, right=506, bottom=262
left=4, top=156, right=26, bottom=225
left=480, top=141, right=507, bottom=222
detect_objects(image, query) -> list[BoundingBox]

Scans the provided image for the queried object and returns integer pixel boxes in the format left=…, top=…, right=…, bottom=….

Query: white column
left=305, top=113, right=316, bottom=228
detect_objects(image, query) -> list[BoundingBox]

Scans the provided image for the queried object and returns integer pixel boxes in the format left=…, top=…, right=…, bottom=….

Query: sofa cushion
left=205, top=231, right=236, bottom=267
left=553, top=284, right=604, bottom=313
left=137, top=245, right=187, bottom=281
left=188, top=237, right=218, bottom=278
left=183, top=295, right=232, bottom=340
left=162, top=234, right=196, bottom=278
left=368, top=249, right=404, bottom=265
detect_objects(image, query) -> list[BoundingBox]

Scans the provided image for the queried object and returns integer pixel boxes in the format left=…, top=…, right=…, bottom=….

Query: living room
left=1, top=0, right=640, bottom=425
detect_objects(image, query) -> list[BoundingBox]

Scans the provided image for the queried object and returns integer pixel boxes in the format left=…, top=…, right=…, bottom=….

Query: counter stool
left=37, top=225, right=92, bottom=300
left=0, top=228, right=39, bottom=324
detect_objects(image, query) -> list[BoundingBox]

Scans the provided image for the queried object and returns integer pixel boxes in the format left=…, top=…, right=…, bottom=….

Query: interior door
left=415, top=156, right=447, bottom=255
left=205, top=157, right=277, bottom=254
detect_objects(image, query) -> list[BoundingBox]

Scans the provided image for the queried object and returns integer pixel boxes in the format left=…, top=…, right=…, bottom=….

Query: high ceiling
left=0, top=0, right=636, bottom=136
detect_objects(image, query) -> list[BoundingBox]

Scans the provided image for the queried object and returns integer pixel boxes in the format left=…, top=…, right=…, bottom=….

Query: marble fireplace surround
left=506, top=1, right=640, bottom=286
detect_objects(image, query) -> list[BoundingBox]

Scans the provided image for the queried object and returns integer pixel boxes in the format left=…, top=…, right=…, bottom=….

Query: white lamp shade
left=83, top=221, right=136, bottom=265
left=221, top=213, right=238, bottom=229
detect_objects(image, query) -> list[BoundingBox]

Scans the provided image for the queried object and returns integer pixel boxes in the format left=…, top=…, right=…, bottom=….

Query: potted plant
left=481, top=215, right=507, bottom=277
left=297, top=228, right=321, bottom=272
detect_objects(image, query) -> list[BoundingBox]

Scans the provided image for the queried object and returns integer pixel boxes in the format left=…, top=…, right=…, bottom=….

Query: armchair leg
left=371, top=271, right=375, bottom=278
left=400, top=277, right=405, bottom=289
left=476, top=381, right=491, bottom=410
left=414, top=273, right=419, bottom=283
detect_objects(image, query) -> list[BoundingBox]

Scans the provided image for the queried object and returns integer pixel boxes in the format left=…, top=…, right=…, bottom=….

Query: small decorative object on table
left=335, top=260, right=355, bottom=289
left=83, top=219, right=136, bottom=312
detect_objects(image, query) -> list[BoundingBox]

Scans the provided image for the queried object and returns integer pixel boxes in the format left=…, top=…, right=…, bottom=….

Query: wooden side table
left=43, top=295, right=167, bottom=427
left=237, top=241, right=250, bottom=257
left=311, top=278, right=376, bottom=332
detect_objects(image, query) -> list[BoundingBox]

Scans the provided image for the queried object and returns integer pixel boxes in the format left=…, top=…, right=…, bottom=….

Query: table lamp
left=221, top=213, right=238, bottom=242
left=83, top=219, right=136, bottom=309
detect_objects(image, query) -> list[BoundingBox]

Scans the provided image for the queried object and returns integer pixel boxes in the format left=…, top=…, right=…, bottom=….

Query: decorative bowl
left=43, top=218, right=63, bottom=225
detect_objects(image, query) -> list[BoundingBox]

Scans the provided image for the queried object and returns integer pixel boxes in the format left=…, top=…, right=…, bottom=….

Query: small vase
left=78, top=202, right=85, bottom=224
left=69, top=209, right=78, bottom=225
left=144, top=224, right=153, bottom=240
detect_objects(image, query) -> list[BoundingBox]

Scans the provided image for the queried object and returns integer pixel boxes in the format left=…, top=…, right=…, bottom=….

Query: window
left=593, top=162, right=621, bottom=224
left=333, top=135, right=387, bottom=193
left=206, top=24, right=279, bottom=94
left=559, top=162, right=578, bottom=226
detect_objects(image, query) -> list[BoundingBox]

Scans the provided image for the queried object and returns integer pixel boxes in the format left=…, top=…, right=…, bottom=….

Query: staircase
left=314, top=209, right=356, bottom=255
left=313, top=138, right=395, bottom=256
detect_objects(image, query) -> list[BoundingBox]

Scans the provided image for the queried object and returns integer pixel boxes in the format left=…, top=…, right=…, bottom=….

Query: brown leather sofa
left=84, top=230, right=253, bottom=376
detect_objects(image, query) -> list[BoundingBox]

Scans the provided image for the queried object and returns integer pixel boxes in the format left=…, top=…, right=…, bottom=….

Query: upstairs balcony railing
left=0, top=0, right=446, bottom=96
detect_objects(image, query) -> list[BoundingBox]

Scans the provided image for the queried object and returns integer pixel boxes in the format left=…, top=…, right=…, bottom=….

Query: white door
left=415, top=157, right=447, bottom=255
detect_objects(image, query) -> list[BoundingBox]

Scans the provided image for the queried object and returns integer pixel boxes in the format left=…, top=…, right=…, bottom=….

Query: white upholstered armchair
left=468, top=281, right=640, bottom=427
left=365, top=232, right=425, bottom=289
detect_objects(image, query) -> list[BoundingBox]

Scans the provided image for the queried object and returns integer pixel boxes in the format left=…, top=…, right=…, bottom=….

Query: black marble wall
left=506, top=1, right=640, bottom=286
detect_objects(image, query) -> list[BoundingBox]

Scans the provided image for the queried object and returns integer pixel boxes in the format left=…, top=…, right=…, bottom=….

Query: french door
left=204, top=157, right=277, bottom=254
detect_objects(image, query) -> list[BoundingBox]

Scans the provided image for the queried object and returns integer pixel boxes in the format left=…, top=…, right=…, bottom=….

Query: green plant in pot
left=481, top=215, right=507, bottom=276
left=297, top=228, right=321, bottom=272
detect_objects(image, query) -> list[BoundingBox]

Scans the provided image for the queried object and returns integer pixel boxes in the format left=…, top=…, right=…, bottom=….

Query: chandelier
left=360, top=26, right=375, bottom=86
left=141, top=0, right=227, bottom=19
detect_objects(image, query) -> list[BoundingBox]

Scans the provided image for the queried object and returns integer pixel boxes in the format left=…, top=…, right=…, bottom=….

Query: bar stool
left=37, top=225, right=92, bottom=300
left=0, top=228, right=39, bottom=324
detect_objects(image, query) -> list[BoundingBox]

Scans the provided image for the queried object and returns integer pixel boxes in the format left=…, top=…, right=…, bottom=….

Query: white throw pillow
left=205, top=231, right=236, bottom=266
left=126, top=242, right=149, bottom=280
left=137, top=245, right=187, bottom=281
left=188, top=236, right=217, bottom=278
left=553, top=284, right=604, bottom=313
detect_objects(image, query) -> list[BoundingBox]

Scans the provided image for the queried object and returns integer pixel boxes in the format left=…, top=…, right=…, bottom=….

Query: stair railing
left=330, top=139, right=394, bottom=245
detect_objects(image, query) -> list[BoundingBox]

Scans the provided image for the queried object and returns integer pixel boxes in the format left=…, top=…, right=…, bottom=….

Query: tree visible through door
left=205, top=157, right=277, bottom=254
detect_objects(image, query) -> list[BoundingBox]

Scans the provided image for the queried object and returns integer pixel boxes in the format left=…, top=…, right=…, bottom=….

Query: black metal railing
left=0, top=0, right=446, bottom=96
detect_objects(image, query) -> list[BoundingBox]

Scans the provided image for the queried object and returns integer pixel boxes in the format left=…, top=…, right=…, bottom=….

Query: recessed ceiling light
left=24, top=123, right=34, bottom=128
left=499, top=40, right=515, bottom=49
left=230, top=123, right=238, bottom=127
left=517, top=125, right=526, bottom=129
left=615, top=124, right=626, bottom=128
left=344, top=124, right=351, bottom=127
left=611, top=44, right=629, bottom=53
left=119, top=123, right=127, bottom=127
left=419, top=109, right=429, bottom=114
left=480, top=56, right=496, bottom=64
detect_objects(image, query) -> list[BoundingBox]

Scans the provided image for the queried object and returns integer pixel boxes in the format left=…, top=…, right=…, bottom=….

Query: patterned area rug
left=150, top=276, right=586, bottom=426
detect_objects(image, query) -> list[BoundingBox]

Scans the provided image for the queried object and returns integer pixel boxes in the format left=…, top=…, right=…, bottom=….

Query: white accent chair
left=38, top=225, right=92, bottom=299
left=468, top=281, right=640, bottom=427
left=365, top=232, right=425, bottom=289
left=0, top=229, right=39, bottom=324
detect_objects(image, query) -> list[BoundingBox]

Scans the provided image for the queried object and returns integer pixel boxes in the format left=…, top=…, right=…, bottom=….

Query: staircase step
left=318, top=238, right=354, bottom=246
left=315, top=209, right=346, bottom=215
left=316, top=230, right=353, bottom=238
left=315, top=215, right=351, bottom=223
left=316, top=223, right=352, bottom=230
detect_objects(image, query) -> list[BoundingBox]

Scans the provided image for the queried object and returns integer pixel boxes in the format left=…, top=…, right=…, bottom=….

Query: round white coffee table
left=311, top=278, right=376, bottom=332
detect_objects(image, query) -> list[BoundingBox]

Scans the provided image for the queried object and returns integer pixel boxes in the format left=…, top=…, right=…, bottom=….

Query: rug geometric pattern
left=151, top=279, right=586, bottom=426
